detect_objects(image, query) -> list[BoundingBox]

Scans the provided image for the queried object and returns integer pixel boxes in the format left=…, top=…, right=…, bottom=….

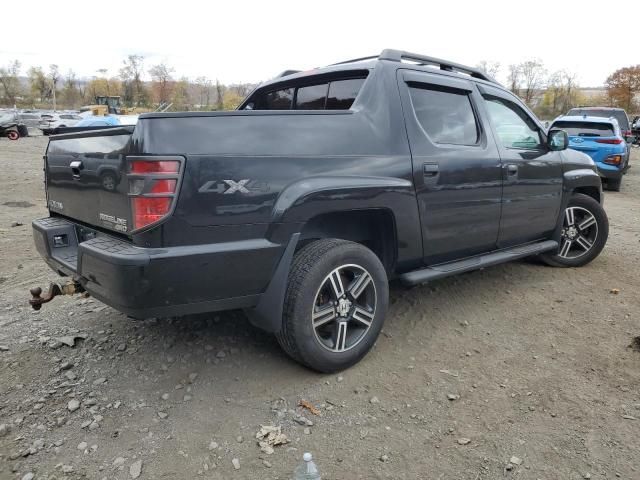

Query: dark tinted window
left=551, top=121, right=615, bottom=137
left=295, top=83, right=328, bottom=110
left=326, top=78, right=366, bottom=109
left=409, top=85, right=479, bottom=145
left=262, top=88, right=294, bottom=109
left=245, top=72, right=368, bottom=111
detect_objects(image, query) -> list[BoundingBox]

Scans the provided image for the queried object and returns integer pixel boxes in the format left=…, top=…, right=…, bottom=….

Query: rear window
left=247, top=74, right=367, bottom=111
left=552, top=121, right=614, bottom=137
left=567, top=108, right=629, bottom=130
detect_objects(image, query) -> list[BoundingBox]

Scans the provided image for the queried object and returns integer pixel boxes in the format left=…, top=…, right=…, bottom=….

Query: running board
left=399, top=240, right=558, bottom=286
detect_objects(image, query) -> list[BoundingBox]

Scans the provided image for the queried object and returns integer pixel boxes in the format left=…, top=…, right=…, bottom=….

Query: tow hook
left=29, top=281, right=86, bottom=311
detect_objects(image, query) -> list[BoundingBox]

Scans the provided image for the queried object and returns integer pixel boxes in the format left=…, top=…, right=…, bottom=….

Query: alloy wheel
left=558, top=206, right=598, bottom=259
left=311, top=264, right=377, bottom=352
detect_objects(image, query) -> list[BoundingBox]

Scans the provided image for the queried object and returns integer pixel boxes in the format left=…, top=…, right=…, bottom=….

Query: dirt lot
left=0, top=136, right=639, bottom=480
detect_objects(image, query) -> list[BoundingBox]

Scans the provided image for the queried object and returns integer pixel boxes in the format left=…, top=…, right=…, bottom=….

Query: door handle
left=70, top=160, right=83, bottom=179
left=423, top=163, right=439, bottom=177
left=506, top=164, right=518, bottom=176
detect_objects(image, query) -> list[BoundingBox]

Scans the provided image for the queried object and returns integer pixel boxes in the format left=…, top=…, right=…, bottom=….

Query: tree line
left=476, top=59, right=640, bottom=119
left=1, top=54, right=639, bottom=116
left=0, top=55, right=254, bottom=111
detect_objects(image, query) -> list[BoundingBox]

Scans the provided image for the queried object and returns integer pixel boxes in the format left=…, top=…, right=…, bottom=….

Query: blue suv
left=551, top=115, right=628, bottom=191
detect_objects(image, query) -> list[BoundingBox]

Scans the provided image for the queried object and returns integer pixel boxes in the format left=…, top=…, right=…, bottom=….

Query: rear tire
left=606, top=178, right=621, bottom=192
left=541, top=193, right=608, bottom=268
left=7, top=130, right=19, bottom=140
left=276, top=239, right=388, bottom=373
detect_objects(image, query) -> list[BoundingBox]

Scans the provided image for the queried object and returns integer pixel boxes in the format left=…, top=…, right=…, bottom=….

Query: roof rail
left=379, top=49, right=497, bottom=83
left=275, top=69, right=302, bottom=78
left=326, top=49, right=497, bottom=83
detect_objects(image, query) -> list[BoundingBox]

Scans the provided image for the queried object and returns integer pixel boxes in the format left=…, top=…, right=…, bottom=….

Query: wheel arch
left=297, top=208, right=398, bottom=274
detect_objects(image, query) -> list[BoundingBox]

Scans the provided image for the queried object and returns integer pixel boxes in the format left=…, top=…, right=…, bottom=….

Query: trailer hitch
left=29, top=281, right=85, bottom=311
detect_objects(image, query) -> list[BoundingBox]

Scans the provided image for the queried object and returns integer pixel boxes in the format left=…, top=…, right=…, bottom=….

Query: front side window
left=408, top=84, right=479, bottom=146
left=484, top=96, right=542, bottom=149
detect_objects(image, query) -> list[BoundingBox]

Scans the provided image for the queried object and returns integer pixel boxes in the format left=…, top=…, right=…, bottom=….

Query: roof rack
left=379, top=49, right=496, bottom=83
left=328, top=49, right=497, bottom=83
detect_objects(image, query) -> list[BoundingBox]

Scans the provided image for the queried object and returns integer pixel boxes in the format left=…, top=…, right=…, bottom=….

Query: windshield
left=552, top=121, right=615, bottom=137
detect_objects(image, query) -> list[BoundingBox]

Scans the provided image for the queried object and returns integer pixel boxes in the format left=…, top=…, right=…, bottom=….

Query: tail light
left=623, top=130, right=631, bottom=137
left=128, top=157, right=183, bottom=231
left=604, top=155, right=622, bottom=166
left=595, top=138, right=623, bottom=144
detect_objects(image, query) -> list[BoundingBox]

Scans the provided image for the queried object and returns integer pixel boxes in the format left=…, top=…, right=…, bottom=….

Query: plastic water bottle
left=293, top=452, right=321, bottom=480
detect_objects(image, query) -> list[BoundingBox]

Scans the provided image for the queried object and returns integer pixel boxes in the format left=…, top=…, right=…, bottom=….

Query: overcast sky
left=1, top=0, right=637, bottom=87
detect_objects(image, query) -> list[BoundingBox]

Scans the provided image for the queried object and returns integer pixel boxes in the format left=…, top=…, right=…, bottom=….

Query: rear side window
left=246, top=73, right=367, bottom=111
left=295, top=83, right=329, bottom=110
left=326, top=78, right=366, bottom=109
left=261, top=88, right=294, bottom=109
left=551, top=121, right=614, bottom=137
left=408, top=84, right=479, bottom=146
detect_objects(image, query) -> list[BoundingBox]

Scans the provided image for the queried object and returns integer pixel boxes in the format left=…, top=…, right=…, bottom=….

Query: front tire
left=541, top=193, right=608, bottom=268
left=7, top=130, right=19, bottom=140
left=277, top=239, right=389, bottom=373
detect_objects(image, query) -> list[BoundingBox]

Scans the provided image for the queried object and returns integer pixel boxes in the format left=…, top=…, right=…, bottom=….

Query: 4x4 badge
left=198, top=179, right=268, bottom=194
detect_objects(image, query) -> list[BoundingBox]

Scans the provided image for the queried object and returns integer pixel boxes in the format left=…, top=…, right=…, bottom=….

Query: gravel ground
left=0, top=136, right=639, bottom=480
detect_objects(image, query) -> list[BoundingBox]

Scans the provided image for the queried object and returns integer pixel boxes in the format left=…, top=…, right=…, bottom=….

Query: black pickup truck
left=32, top=49, right=608, bottom=372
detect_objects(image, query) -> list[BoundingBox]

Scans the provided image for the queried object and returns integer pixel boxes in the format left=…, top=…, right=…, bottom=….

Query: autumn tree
left=476, top=60, right=501, bottom=79
left=507, top=64, right=521, bottom=96
left=537, top=70, right=581, bottom=118
left=28, top=67, right=49, bottom=103
left=171, top=77, right=192, bottom=110
left=195, top=76, right=212, bottom=108
left=49, top=64, right=61, bottom=110
left=120, top=55, right=147, bottom=106
left=215, top=79, right=224, bottom=110
left=0, top=60, right=22, bottom=106
left=149, top=63, right=174, bottom=105
left=61, top=70, right=80, bottom=108
left=605, top=65, right=640, bottom=112
left=520, top=59, right=546, bottom=105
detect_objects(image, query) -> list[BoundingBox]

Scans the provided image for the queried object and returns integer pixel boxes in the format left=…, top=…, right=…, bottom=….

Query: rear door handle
left=506, top=164, right=518, bottom=176
left=70, top=160, right=83, bottom=179
left=423, top=163, right=439, bottom=177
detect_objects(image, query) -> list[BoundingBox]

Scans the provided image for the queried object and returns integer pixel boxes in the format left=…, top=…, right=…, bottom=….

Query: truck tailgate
left=45, top=127, right=134, bottom=234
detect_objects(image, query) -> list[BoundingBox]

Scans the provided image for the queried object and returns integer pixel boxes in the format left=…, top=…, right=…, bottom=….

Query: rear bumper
left=32, top=217, right=284, bottom=318
left=595, top=164, right=623, bottom=181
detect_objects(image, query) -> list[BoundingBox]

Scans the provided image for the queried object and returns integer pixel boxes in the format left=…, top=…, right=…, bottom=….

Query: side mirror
left=548, top=129, right=568, bottom=151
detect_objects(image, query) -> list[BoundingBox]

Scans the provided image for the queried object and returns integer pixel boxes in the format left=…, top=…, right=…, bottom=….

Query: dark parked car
left=32, top=49, right=608, bottom=372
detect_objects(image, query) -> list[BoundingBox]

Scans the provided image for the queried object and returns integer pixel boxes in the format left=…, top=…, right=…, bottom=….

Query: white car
left=39, top=113, right=83, bottom=135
